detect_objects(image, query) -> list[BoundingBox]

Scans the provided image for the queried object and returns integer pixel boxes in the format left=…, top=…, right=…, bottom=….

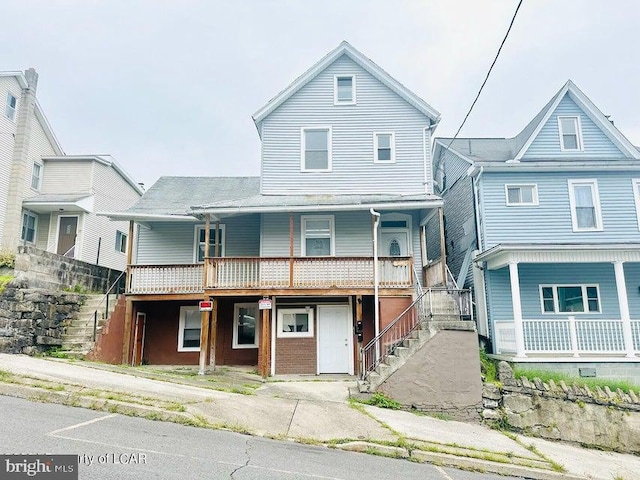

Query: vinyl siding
left=41, top=160, right=92, bottom=193
left=481, top=171, right=640, bottom=247
left=442, top=173, right=475, bottom=284
left=35, top=213, right=50, bottom=250
left=136, top=214, right=260, bottom=265
left=523, top=94, right=625, bottom=159
left=0, top=77, right=20, bottom=245
left=442, top=150, right=471, bottom=192
left=261, top=55, right=432, bottom=195
left=24, top=115, right=57, bottom=198
left=626, top=263, right=640, bottom=319
left=485, top=268, right=512, bottom=322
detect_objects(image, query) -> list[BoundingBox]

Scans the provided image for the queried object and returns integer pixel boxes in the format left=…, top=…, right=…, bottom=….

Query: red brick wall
left=275, top=336, right=317, bottom=374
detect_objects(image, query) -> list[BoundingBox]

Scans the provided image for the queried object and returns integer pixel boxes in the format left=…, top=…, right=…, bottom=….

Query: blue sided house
left=433, top=80, right=640, bottom=380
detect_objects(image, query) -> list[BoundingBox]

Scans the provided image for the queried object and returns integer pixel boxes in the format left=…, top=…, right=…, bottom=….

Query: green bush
left=479, top=348, right=498, bottom=383
left=0, top=250, right=15, bottom=269
left=365, top=392, right=402, bottom=410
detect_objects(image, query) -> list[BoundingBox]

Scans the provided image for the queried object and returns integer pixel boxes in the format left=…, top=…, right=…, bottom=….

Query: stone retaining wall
left=0, top=277, right=83, bottom=354
left=481, top=361, right=640, bottom=454
left=15, top=246, right=122, bottom=293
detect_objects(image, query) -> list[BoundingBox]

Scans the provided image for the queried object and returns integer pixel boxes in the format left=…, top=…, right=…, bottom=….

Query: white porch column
left=508, top=262, right=526, bottom=358
left=613, top=261, right=636, bottom=358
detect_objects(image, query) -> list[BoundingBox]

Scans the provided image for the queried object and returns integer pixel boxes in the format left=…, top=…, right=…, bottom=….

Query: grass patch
left=362, top=392, right=401, bottom=410
left=45, top=348, right=71, bottom=359
left=0, top=275, right=14, bottom=293
left=480, top=348, right=498, bottom=384
left=513, top=368, right=639, bottom=395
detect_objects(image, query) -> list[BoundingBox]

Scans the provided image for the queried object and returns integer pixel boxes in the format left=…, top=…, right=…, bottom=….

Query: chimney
left=24, top=67, right=38, bottom=92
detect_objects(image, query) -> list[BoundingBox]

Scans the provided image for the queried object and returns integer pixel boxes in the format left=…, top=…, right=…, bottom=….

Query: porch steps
left=60, top=294, right=118, bottom=357
left=358, top=292, right=475, bottom=393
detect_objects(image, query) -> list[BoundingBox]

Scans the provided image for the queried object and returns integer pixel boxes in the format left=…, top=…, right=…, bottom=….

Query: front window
left=334, top=75, right=355, bottom=104
left=233, top=303, right=258, bottom=349
left=194, top=225, right=225, bottom=262
left=558, top=116, right=582, bottom=151
left=277, top=308, right=314, bottom=338
left=374, top=132, right=395, bottom=163
left=301, top=128, right=331, bottom=171
left=301, top=215, right=334, bottom=256
left=31, top=163, right=42, bottom=190
left=178, top=306, right=201, bottom=352
left=540, top=285, right=600, bottom=314
left=115, top=230, right=127, bottom=254
left=505, top=184, right=538, bottom=206
left=5, top=92, right=16, bottom=121
left=21, top=212, right=37, bottom=243
left=568, top=180, right=602, bottom=231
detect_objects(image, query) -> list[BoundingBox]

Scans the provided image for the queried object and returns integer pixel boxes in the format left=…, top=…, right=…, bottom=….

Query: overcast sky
left=2, top=1, right=639, bottom=188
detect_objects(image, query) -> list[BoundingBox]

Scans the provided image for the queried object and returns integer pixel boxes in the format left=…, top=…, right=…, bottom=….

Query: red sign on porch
left=199, top=300, right=213, bottom=311
left=258, top=299, right=272, bottom=310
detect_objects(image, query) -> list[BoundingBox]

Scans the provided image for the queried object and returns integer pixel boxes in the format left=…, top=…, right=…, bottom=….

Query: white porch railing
left=128, top=264, right=204, bottom=294
left=495, top=318, right=640, bottom=356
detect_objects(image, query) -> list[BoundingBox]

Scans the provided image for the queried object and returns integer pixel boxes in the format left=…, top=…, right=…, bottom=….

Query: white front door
left=317, top=305, right=352, bottom=374
left=380, top=230, right=409, bottom=256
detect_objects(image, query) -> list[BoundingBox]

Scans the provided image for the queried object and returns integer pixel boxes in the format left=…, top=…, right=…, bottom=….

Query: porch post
left=214, top=221, right=220, bottom=257
left=260, top=304, right=271, bottom=379
left=438, top=207, right=446, bottom=286
left=209, top=299, right=218, bottom=369
left=289, top=213, right=294, bottom=287
left=613, top=261, right=635, bottom=357
left=203, top=214, right=210, bottom=287
left=198, top=299, right=211, bottom=375
left=508, top=262, right=526, bottom=358
left=125, top=220, right=134, bottom=292
left=121, top=298, right=133, bottom=364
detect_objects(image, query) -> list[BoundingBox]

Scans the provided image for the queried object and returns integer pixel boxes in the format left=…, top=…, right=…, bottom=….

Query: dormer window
left=558, top=116, right=582, bottom=151
left=334, top=75, right=355, bottom=105
left=5, top=92, right=17, bottom=121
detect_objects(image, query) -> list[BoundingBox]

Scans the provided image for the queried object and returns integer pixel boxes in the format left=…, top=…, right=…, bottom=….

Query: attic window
left=334, top=75, right=355, bottom=104
left=5, top=92, right=16, bottom=121
left=558, top=116, right=583, bottom=151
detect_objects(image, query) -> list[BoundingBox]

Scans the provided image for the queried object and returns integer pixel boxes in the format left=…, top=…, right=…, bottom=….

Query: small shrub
left=479, top=348, right=498, bottom=383
left=365, top=392, right=402, bottom=410
left=0, top=250, right=15, bottom=268
left=0, top=275, right=14, bottom=293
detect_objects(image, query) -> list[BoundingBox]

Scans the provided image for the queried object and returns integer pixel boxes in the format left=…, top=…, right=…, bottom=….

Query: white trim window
left=277, top=307, right=314, bottom=338
left=5, top=92, right=17, bottom=121
left=194, top=225, right=225, bottom=262
left=301, top=215, right=335, bottom=256
left=115, top=230, right=127, bottom=254
left=374, top=132, right=395, bottom=163
left=334, top=75, right=355, bottom=105
left=540, top=285, right=600, bottom=314
left=301, top=127, right=332, bottom=172
left=233, top=303, right=259, bottom=349
left=568, top=179, right=603, bottom=231
left=177, top=306, right=201, bottom=352
left=633, top=179, right=640, bottom=230
left=31, top=163, right=42, bottom=190
left=21, top=211, right=37, bottom=244
left=505, top=184, right=538, bottom=206
left=558, top=116, right=583, bottom=151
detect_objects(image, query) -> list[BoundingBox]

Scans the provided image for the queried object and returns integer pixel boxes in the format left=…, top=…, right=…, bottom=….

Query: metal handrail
left=92, top=270, right=126, bottom=341
left=63, top=244, right=76, bottom=257
left=446, top=263, right=458, bottom=289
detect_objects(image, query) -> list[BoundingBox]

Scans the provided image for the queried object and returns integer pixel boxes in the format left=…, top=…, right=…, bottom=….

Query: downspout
left=370, top=208, right=381, bottom=359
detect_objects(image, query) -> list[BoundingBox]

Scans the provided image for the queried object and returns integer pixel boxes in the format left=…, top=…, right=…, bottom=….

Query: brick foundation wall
left=275, top=336, right=317, bottom=374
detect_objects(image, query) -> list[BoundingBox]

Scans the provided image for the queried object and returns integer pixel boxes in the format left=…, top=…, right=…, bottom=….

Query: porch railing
left=360, top=287, right=473, bottom=381
left=206, top=256, right=413, bottom=289
left=128, top=257, right=414, bottom=294
left=128, top=264, right=204, bottom=294
left=495, top=318, right=640, bottom=356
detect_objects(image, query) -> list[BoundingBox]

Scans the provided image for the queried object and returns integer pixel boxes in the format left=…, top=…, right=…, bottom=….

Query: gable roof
left=434, top=80, right=640, bottom=166
left=513, top=80, right=640, bottom=160
left=252, top=41, right=440, bottom=133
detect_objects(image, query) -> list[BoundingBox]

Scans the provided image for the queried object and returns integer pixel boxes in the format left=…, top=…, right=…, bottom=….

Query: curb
left=335, top=441, right=585, bottom=480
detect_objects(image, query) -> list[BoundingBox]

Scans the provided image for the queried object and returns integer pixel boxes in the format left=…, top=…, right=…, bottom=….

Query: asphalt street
left=0, top=396, right=523, bottom=480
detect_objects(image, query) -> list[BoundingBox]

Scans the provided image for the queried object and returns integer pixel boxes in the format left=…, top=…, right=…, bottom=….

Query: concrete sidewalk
left=0, top=354, right=638, bottom=480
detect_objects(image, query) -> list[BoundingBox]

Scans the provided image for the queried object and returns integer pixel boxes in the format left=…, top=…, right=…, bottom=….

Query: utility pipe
left=370, top=208, right=381, bottom=361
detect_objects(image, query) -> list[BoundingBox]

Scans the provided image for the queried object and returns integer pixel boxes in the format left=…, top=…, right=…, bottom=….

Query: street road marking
left=435, top=466, right=454, bottom=480
left=48, top=413, right=118, bottom=436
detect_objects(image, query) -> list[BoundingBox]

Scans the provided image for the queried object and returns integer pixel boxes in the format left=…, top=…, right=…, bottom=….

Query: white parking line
left=48, top=413, right=118, bottom=436
left=435, top=466, right=454, bottom=480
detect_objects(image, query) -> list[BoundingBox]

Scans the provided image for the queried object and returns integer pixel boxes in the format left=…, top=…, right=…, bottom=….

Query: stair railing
left=92, top=270, right=126, bottom=341
left=359, top=287, right=474, bottom=381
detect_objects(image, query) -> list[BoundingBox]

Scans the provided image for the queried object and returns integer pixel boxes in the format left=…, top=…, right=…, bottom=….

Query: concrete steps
left=358, top=290, right=476, bottom=393
left=61, top=294, right=118, bottom=357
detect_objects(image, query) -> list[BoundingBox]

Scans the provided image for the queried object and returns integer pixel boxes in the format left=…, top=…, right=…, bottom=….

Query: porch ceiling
left=477, top=243, right=640, bottom=270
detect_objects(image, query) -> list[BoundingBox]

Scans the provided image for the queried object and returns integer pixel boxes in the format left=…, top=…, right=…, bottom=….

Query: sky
left=2, top=0, right=639, bottom=188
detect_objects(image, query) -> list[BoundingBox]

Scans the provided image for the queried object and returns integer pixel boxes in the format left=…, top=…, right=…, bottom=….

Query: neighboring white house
left=0, top=68, right=142, bottom=271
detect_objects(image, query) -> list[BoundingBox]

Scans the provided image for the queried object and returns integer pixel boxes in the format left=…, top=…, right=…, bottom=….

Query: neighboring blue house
left=105, top=42, right=452, bottom=376
left=433, top=80, right=640, bottom=380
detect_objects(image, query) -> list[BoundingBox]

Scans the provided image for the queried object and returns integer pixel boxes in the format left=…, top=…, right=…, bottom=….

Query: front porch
left=127, top=256, right=415, bottom=295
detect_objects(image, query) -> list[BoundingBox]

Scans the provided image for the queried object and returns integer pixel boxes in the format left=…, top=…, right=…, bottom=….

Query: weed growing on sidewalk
left=361, top=392, right=401, bottom=410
